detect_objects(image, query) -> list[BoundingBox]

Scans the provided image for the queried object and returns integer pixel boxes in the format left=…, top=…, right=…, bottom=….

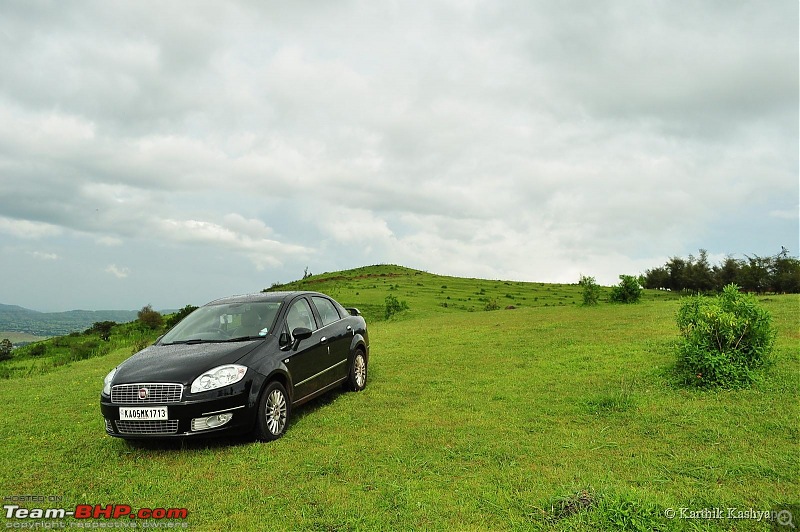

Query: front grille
left=111, top=383, right=183, bottom=404
left=115, top=420, right=179, bottom=435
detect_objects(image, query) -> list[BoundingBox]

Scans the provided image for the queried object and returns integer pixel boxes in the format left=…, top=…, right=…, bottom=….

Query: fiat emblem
left=138, top=387, right=149, bottom=400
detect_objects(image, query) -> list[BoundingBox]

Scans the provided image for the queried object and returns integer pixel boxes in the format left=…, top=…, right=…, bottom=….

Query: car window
left=312, top=296, right=341, bottom=327
left=286, top=298, right=316, bottom=332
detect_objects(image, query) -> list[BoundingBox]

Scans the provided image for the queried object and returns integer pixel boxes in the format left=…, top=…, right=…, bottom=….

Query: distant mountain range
left=0, top=303, right=171, bottom=337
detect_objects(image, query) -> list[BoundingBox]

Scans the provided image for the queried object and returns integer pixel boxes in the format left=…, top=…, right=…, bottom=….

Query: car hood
left=113, top=341, right=262, bottom=385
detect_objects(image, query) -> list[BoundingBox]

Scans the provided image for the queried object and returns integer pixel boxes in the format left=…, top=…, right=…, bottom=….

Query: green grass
left=0, top=322, right=159, bottom=379
left=0, top=266, right=796, bottom=531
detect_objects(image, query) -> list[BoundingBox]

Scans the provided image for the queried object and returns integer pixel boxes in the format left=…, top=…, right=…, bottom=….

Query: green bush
left=138, top=304, right=164, bottom=330
left=609, top=275, right=642, bottom=304
left=579, top=275, right=601, bottom=306
left=384, top=294, right=409, bottom=320
left=29, top=343, right=47, bottom=357
left=676, top=284, right=776, bottom=387
left=484, top=298, right=500, bottom=311
left=0, top=339, right=11, bottom=361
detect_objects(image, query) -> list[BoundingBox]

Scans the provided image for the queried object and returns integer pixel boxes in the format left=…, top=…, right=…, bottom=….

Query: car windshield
left=160, top=302, right=282, bottom=344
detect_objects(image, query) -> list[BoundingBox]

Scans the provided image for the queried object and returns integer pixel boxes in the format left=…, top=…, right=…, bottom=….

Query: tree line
left=642, top=248, right=800, bottom=294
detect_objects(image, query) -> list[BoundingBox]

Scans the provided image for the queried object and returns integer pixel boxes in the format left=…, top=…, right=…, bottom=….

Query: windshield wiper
left=224, top=336, right=264, bottom=342
left=163, top=339, right=207, bottom=345
left=163, top=336, right=263, bottom=345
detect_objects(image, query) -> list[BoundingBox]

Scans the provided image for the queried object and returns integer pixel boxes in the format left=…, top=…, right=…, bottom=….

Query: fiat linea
left=100, top=291, right=368, bottom=441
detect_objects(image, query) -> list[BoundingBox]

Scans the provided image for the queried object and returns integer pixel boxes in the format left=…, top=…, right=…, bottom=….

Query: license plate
left=119, top=407, right=168, bottom=420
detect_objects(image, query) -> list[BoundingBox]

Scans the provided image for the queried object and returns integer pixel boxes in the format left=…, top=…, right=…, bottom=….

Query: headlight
left=102, top=368, right=117, bottom=396
left=191, top=364, right=247, bottom=393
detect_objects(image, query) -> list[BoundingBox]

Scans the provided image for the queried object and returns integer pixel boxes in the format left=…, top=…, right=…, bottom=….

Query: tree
left=740, top=255, right=771, bottom=294
left=713, top=255, right=740, bottom=289
left=666, top=257, right=688, bottom=291
left=688, top=249, right=714, bottom=293
left=643, top=248, right=800, bottom=294
left=578, top=275, right=601, bottom=306
left=643, top=266, right=670, bottom=290
left=86, top=321, right=116, bottom=341
left=0, top=339, right=12, bottom=361
left=770, top=253, right=800, bottom=293
left=138, top=305, right=164, bottom=330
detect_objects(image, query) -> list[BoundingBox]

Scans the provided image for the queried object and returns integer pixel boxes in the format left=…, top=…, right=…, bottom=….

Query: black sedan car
left=100, top=291, right=369, bottom=441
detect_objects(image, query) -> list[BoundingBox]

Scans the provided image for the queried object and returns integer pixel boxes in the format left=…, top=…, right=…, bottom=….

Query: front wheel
left=346, top=349, right=367, bottom=392
left=254, top=381, right=290, bottom=441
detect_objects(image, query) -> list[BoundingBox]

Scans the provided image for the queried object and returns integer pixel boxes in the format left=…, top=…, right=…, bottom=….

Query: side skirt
left=293, top=376, right=348, bottom=407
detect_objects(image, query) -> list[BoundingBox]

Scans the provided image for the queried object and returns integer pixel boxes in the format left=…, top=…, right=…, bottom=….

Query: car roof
left=204, top=291, right=322, bottom=306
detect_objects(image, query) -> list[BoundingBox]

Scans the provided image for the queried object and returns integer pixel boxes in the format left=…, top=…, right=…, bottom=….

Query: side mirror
left=291, top=327, right=313, bottom=350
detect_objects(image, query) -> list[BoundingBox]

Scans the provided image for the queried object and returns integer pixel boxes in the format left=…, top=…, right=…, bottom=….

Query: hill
left=266, top=264, right=679, bottom=322
left=0, top=303, right=147, bottom=337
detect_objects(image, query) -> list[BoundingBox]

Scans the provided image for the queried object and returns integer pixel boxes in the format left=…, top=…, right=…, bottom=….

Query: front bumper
left=100, top=377, right=263, bottom=439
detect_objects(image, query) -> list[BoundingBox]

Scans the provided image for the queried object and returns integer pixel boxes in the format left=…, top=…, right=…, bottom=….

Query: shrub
left=138, top=304, right=164, bottom=330
left=0, top=339, right=12, bottom=361
left=609, top=275, right=642, bottom=304
left=579, top=275, right=601, bottom=306
left=384, top=294, right=409, bottom=320
left=676, top=284, right=776, bottom=387
left=29, top=343, right=47, bottom=357
left=484, top=298, right=500, bottom=311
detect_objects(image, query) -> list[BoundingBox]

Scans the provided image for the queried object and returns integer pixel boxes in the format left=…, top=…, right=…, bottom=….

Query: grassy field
left=0, top=266, right=797, bottom=530
left=0, top=331, right=49, bottom=344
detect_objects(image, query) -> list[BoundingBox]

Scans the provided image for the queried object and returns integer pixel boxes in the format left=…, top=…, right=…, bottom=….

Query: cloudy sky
left=0, top=1, right=797, bottom=311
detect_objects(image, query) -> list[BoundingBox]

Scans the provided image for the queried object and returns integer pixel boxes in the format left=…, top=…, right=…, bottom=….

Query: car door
left=310, top=296, right=351, bottom=386
left=281, top=297, right=329, bottom=403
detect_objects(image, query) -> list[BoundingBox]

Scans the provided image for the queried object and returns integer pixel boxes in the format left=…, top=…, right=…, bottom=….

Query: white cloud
left=96, top=236, right=123, bottom=246
left=0, top=217, right=62, bottom=239
left=29, top=251, right=59, bottom=261
left=770, top=209, right=798, bottom=221
left=105, top=264, right=130, bottom=279
left=157, top=215, right=311, bottom=270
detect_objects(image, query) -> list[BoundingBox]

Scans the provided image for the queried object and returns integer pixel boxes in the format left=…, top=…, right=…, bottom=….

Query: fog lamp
left=191, top=413, right=233, bottom=431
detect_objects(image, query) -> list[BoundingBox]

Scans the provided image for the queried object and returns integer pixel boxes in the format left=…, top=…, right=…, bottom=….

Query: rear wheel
left=346, top=349, right=367, bottom=392
left=254, top=381, right=290, bottom=441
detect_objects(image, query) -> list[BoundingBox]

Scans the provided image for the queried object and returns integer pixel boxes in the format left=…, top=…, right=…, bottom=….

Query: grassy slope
left=271, top=264, right=680, bottom=322
left=0, top=265, right=796, bottom=531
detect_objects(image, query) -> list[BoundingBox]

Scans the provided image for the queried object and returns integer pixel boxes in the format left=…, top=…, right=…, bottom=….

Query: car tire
left=346, top=349, right=367, bottom=392
left=254, top=381, right=290, bottom=441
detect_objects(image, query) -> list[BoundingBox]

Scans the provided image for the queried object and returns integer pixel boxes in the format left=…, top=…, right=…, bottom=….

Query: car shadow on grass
left=119, top=385, right=353, bottom=452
